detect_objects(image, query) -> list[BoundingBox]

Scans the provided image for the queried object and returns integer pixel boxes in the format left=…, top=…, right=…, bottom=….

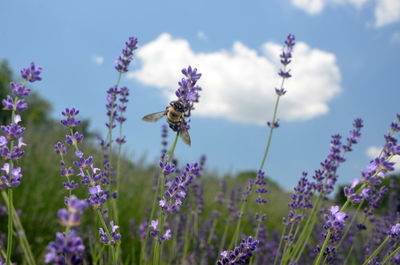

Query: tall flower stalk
left=139, top=66, right=202, bottom=265
left=54, top=108, right=122, bottom=263
left=104, top=36, right=137, bottom=224
left=0, top=62, right=41, bottom=265
left=230, top=34, right=296, bottom=249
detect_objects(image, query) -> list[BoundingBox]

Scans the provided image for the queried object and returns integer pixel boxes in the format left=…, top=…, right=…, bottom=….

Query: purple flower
left=2, top=95, right=28, bottom=111
left=54, top=142, right=66, bottom=155
left=99, top=220, right=121, bottom=245
left=58, top=196, right=87, bottom=227
left=343, top=118, right=363, bottom=152
left=0, top=163, right=23, bottom=188
left=275, top=88, right=287, bottom=96
left=21, top=62, right=42, bottom=83
left=115, top=36, right=138, bottom=73
left=160, top=163, right=200, bottom=214
left=159, top=229, right=171, bottom=242
left=0, top=136, right=7, bottom=147
left=10, top=82, right=31, bottom=97
left=278, top=34, right=296, bottom=78
left=61, top=108, right=81, bottom=128
left=159, top=158, right=176, bottom=176
left=182, top=65, right=202, bottom=83
left=267, top=120, right=280, bottom=128
left=216, top=236, right=259, bottom=265
left=44, top=230, right=85, bottom=264
left=322, top=205, right=348, bottom=243
left=389, top=223, right=400, bottom=239
left=175, top=66, right=202, bottom=112
left=1, top=123, right=25, bottom=139
left=65, top=132, right=84, bottom=146
left=255, top=170, right=268, bottom=205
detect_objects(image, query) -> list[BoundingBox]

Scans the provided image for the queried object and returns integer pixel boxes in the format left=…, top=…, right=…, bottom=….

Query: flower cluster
left=115, top=36, right=138, bottom=73
left=216, top=236, right=259, bottom=265
left=58, top=195, right=87, bottom=227
left=105, top=86, right=130, bottom=130
left=388, top=223, right=400, bottom=239
left=255, top=170, right=268, bottom=205
left=168, top=66, right=202, bottom=132
left=0, top=62, right=41, bottom=189
left=149, top=219, right=172, bottom=242
left=45, top=230, right=85, bottom=264
left=159, top=163, right=200, bottom=213
left=99, top=220, right=121, bottom=245
left=323, top=206, right=348, bottom=242
left=284, top=172, right=313, bottom=225
left=54, top=141, right=78, bottom=190
left=61, top=108, right=81, bottom=128
left=116, top=86, right=129, bottom=145
left=311, top=119, right=363, bottom=197
left=344, top=115, right=399, bottom=216
left=278, top=34, right=295, bottom=79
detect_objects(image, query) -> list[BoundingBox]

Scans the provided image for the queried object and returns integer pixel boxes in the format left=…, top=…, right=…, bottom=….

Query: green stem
left=6, top=189, right=13, bottom=265
left=1, top=191, right=35, bottom=265
left=280, top=222, right=295, bottom=265
left=108, top=72, right=122, bottom=224
left=382, top=244, right=400, bottom=265
left=337, top=201, right=363, bottom=251
left=154, top=133, right=180, bottom=265
left=313, top=230, right=331, bottom=265
left=181, top=214, right=192, bottom=264
left=362, top=236, right=389, bottom=265
left=230, top=70, right=287, bottom=247
left=259, top=95, right=281, bottom=170
left=290, top=197, right=321, bottom=263
left=273, top=226, right=287, bottom=265
left=249, top=218, right=263, bottom=265
left=219, top=223, right=229, bottom=254
left=343, top=243, right=355, bottom=265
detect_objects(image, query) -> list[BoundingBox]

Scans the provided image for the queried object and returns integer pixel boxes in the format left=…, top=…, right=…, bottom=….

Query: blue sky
left=1, top=0, right=399, bottom=190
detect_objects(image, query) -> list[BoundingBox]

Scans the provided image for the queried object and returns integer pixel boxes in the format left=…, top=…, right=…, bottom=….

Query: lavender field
left=0, top=34, right=399, bottom=265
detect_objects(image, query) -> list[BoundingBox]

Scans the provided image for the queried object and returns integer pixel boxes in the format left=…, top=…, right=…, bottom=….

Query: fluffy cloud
left=292, top=0, right=400, bottom=27
left=128, top=33, right=341, bottom=125
left=291, top=0, right=367, bottom=14
left=375, top=0, right=400, bottom=27
left=291, top=0, right=325, bottom=14
left=366, top=146, right=400, bottom=170
left=91, top=55, right=104, bottom=65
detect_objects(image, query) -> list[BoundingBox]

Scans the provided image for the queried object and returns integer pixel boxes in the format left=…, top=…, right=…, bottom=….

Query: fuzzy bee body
left=142, top=101, right=191, bottom=146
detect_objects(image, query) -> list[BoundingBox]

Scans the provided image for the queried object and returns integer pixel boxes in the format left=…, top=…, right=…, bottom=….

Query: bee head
left=171, top=101, right=186, bottom=113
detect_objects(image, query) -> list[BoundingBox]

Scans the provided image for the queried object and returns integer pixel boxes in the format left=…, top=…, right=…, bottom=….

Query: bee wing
left=142, top=111, right=166, bottom=122
left=179, top=127, right=191, bottom=146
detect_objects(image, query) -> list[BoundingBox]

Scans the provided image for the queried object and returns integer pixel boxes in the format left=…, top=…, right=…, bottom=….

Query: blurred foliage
left=0, top=59, right=92, bottom=136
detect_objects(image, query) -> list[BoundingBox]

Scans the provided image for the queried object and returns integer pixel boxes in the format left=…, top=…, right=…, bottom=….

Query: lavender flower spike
left=115, top=36, right=138, bottom=73
left=216, top=236, right=259, bottom=264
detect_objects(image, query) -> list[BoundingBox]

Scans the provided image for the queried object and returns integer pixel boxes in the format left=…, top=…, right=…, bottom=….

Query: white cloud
left=292, top=0, right=325, bottom=14
left=91, top=55, right=104, bottom=65
left=128, top=33, right=341, bottom=125
left=366, top=145, right=400, bottom=170
left=196, top=31, right=208, bottom=40
left=375, top=0, right=400, bottom=27
left=291, top=0, right=367, bottom=14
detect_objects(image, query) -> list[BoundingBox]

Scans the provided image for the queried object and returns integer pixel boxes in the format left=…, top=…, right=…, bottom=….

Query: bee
left=142, top=100, right=191, bottom=146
